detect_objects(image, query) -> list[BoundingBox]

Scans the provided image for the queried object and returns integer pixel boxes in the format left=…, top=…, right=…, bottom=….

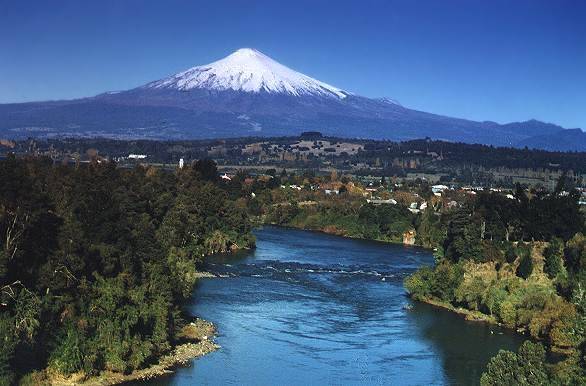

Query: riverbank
left=267, top=224, right=509, bottom=328
left=268, top=225, right=505, bottom=320
left=265, top=222, right=427, bottom=249
left=417, top=297, right=500, bottom=325
left=29, top=318, right=219, bottom=386
left=132, top=225, right=528, bottom=386
left=268, top=225, right=528, bottom=337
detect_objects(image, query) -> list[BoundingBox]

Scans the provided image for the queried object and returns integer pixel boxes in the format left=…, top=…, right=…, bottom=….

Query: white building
left=366, top=198, right=397, bottom=205
left=431, top=184, right=449, bottom=194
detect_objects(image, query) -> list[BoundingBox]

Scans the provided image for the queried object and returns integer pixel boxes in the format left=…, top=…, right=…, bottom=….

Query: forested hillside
left=405, top=186, right=586, bottom=384
left=0, top=157, right=254, bottom=384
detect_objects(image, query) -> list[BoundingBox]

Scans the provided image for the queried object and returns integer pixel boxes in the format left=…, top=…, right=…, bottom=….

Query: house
left=128, top=154, right=147, bottom=159
left=367, top=198, right=397, bottom=205
left=431, top=184, right=449, bottom=194
left=408, top=202, right=420, bottom=214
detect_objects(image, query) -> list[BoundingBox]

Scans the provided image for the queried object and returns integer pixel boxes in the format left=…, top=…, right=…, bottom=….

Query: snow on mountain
left=144, top=48, right=349, bottom=99
left=1, top=48, right=582, bottom=150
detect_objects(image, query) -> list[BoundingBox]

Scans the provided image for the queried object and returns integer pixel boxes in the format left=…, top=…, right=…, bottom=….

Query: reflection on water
left=138, top=226, right=525, bottom=385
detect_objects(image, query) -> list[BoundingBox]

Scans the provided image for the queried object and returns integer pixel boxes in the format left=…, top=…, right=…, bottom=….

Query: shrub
left=482, top=241, right=504, bottom=263
left=505, top=246, right=517, bottom=264
left=516, top=252, right=533, bottom=279
left=49, top=326, right=85, bottom=375
left=455, top=277, right=486, bottom=311
left=498, top=299, right=517, bottom=327
left=430, top=262, right=464, bottom=303
left=482, top=286, right=508, bottom=316
left=18, top=371, right=48, bottom=386
left=544, top=238, right=563, bottom=279
left=404, top=267, right=434, bottom=301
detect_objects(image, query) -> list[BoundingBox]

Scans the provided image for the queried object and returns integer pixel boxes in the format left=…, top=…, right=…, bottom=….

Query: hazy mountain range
left=1, top=48, right=584, bottom=151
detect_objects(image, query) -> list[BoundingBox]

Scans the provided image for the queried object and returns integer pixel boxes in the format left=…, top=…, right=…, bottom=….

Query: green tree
left=404, top=267, right=434, bottom=301
left=430, top=262, right=464, bottom=303
left=516, top=250, right=534, bottom=279
left=544, top=238, right=563, bottom=279
left=481, top=341, right=549, bottom=386
left=504, top=245, right=517, bottom=264
left=480, top=350, right=520, bottom=386
left=0, top=157, right=255, bottom=381
left=444, top=208, right=483, bottom=262
left=455, top=277, right=486, bottom=311
left=192, top=158, right=218, bottom=182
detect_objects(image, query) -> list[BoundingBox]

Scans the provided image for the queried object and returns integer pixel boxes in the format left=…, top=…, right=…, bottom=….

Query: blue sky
left=1, top=0, right=585, bottom=129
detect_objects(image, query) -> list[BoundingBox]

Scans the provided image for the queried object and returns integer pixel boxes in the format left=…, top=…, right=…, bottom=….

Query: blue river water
left=142, top=226, right=525, bottom=385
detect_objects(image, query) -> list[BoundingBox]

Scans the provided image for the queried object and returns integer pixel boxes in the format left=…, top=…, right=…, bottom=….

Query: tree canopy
left=0, top=156, right=254, bottom=383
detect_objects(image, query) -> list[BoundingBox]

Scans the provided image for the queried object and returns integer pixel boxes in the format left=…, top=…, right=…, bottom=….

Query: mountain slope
left=0, top=48, right=583, bottom=150
left=517, top=128, right=586, bottom=152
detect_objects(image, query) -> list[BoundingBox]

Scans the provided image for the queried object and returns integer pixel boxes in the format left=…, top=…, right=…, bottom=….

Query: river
left=142, top=226, right=525, bottom=385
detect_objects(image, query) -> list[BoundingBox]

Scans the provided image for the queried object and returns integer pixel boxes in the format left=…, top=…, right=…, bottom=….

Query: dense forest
left=265, top=197, right=414, bottom=244
left=0, top=156, right=254, bottom=384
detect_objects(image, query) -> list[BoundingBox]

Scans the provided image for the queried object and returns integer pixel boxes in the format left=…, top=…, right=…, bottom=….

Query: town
left=2, top=134, right=585, bottom=207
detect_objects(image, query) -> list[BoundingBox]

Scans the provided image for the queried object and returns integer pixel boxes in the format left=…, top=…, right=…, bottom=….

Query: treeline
left=440, top=184, right=583, bottom=260
left=242, top=173, right=416, bottom=243
left=7, top=137, right=292, bottom=165
left=8, top=136, right=586, bottom=174
left=0, top=156, right=253, bottom=384
left=265, top=199, right=413, bottom=243
left=363, top=139, right=586, bottom=173
left=405, top=187, right=586, bottom=384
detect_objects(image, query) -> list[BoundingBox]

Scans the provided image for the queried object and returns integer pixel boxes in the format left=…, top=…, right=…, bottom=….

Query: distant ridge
left=0, top=48, right=584, bottom=151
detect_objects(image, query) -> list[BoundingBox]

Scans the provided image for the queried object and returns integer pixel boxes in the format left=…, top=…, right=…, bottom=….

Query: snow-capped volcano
left=144, top=48, right=349, bottom=99
left=1, top=47, right=582, bottom=150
